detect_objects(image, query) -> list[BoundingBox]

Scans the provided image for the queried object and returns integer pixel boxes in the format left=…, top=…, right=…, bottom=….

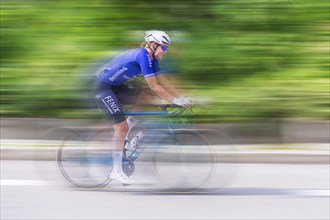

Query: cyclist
left=94, top=30, right=193, bottom=184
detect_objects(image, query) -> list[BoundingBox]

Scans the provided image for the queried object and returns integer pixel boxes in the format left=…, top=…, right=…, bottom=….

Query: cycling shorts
left=94, top=81, right=141, bottom=124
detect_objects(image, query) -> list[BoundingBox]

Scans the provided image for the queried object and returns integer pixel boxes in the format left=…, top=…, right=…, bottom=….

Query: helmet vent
left=162, top=36, right=170, bottom=44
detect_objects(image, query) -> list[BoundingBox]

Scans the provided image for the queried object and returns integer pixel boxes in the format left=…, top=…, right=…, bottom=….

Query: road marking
left=1, top=180, right=329, bottom=197
left=1, top=179, right=48, bottom=186
left=132, top=188, right=330, bottom=197
left=290, top=189, right=330, bottom=197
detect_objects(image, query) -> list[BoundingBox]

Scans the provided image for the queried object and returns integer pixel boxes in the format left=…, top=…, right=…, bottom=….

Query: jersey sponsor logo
left=96, top=66, right=111, bottom=77
left=146, top=54, right=152, bottom=68
left=109, top=67, right=128, bottom=81
left=102, top=95, right=121, bottom=114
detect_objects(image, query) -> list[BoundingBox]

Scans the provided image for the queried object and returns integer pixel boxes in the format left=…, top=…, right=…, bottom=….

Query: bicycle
left=56, top=104, right=218, bottom=193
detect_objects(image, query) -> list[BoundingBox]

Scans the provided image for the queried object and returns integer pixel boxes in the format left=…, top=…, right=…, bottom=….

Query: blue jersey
left=96, top=48, right=162, bottom=86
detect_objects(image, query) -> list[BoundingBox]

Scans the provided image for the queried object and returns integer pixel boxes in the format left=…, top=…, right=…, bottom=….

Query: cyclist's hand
left=173, top=97, right=194, bottom=108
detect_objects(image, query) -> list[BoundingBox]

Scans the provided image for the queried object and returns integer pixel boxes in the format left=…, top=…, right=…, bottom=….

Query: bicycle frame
left=123, top=104, right=184, bottom=161
left=57, top=104, right=218, bottom=191
left=123, top=104, right=185, bottom=133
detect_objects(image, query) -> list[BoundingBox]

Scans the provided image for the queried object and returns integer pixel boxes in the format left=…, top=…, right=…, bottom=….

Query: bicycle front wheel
left=57, top=129, right=113, bottom=190
left=152, top=130, right=216, bottom=193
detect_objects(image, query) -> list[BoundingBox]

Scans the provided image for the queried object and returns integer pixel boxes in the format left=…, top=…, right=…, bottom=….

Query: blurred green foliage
left=1, top=0, right=329, bottom=121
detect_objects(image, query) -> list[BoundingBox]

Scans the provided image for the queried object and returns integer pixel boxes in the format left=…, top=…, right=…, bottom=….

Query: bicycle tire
left=33, top=127, right=68, bottom=184
left=57, top=129, right=113, bottom=190
left=152, top=130, right=216, bottom=193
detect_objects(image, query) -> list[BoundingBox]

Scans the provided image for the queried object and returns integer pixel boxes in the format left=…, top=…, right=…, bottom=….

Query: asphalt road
left=1, top=160, right=329, bottom=220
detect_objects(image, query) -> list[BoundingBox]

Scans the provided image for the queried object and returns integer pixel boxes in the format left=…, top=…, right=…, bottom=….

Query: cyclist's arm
left=145, top=76, right=175, bottom=103
left=156, top=74, right=180, bottom=97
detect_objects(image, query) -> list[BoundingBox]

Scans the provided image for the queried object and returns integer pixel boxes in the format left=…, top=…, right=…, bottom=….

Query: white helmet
left=144, top=30, right=171, bottom=45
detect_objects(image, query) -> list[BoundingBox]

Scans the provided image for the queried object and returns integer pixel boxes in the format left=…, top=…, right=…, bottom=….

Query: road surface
left=1, top=160, right=329, bottom=220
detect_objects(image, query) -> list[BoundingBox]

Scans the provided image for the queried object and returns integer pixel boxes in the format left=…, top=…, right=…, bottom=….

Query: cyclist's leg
left=95, top=83, right=149, bottom=183
left=111, top=121, right=128, bottom=174
left=95, top=85, right=133, bottom=183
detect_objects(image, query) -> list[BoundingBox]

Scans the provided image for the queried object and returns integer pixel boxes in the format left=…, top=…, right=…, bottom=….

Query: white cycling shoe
left=110, top=171, right=134, bottom=185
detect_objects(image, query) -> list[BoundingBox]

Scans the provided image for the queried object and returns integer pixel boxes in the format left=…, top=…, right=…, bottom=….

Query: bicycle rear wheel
left=57, top=129, right=113, bottom=190
left=152, top=130, right=216, bottom=193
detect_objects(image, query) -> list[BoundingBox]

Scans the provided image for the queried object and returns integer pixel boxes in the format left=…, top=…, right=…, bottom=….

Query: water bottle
left=124, top=116, right=138, bottom=157
left=125, top=131, right=144, bottom=154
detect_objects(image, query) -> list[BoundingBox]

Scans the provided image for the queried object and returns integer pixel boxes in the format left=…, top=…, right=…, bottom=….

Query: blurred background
left=1, top=2, right=329, bottom=220
left=1, top=0, right=329, bottom=122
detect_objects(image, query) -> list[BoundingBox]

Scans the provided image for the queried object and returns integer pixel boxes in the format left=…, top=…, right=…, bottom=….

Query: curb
left=1, top=140, right=329, bottom=164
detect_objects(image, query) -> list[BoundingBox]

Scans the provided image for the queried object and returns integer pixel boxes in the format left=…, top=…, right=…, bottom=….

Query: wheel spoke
left=57, top=130, right=113, bottom=190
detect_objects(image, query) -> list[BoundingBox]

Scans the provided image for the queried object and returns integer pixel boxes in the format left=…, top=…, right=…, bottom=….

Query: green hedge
left=1, top=0, right=329, bottom=121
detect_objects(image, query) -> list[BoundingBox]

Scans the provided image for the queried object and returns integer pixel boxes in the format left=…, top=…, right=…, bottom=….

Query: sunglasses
left=155, top=44, right=168, bottom=52
left=161, top=45, right=168, bottom=52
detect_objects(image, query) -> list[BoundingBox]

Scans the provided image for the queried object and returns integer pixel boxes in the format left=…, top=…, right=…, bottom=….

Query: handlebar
left=123, top=104, right=188, bottom=116
left=160, top=104, right=187, bottom=116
